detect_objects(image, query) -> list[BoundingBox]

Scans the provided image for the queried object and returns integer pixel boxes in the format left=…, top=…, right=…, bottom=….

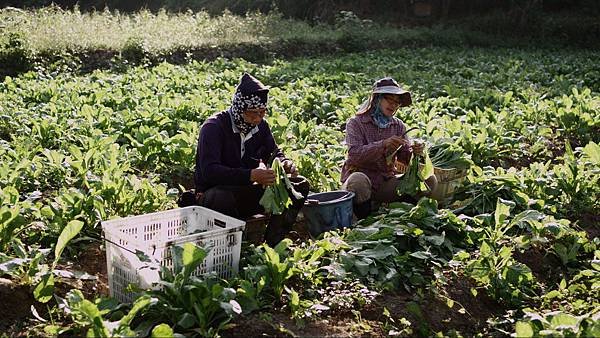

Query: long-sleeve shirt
left=194, top=111, right=284, bottom=192
left=340, top=113, right=413, bottom=191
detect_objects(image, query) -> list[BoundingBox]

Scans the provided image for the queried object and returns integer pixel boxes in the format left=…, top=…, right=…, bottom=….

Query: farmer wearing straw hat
left=341, top=77, right=437, bottom=219
left=192, top=73, right=309, bottom=246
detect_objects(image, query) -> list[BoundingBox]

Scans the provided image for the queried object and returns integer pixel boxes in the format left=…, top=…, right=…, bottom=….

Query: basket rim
left=101, top=206, right=245, bottom=231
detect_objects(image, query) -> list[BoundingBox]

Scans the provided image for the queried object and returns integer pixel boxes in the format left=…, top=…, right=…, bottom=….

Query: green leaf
left=544, top=290, right=562, bottom=299
left=34, top=273, right=54, bottom=303
left=134, top=249, right=152, bottom=263
left=40, top=206, right=55, bottom=219
left=509, top=210, right=543, bottom=229
left=79, top=299, right=110, bottom=337
left=276, top=115, right=289, bottom=126
left=177, top=313, right=197, bottom=329
left=582, top=142, right=600, bottom=165
left=264, top=246, right=280, bottom=265
left=418, top=148, right=434, bottom=181
left=480, top=242, right=492, bottom=256
left=357, top=244, right=399, bottom=260
left=424, top=233, right=445, bottom=246
left=498, top=246, right=512, bottom=259
left=564, top=140, right=574, bottom=159
left=454, top=251, right=470, bottom=261
left=151, top=324, right=174, bottom=338
left=119, top=295, right=152, bottom=328
left=515, top=321, right=534, bottom=337
left=55, top=220, right=84, bottom=266
left=43, top=325, right=60, bottom=336
left=353, top=259, right=371, bottom=275
left=549, top=313, right=579, bottom=328
left=494, top=199, right=511, bottom=228
left=290, top=289, right=300, bottom=308
left=182, top=242, right=207, bottom=277
left=410, top=251, right=433, bottom=260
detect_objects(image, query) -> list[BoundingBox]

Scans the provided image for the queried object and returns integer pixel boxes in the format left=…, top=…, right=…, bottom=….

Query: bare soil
left=0, top=278, right=35, bottom=331
left=513, top=246, right=563, bottom=286
left=580, top=212, right=600, bottom=240
left=0, top=241, right=109, bottom=337
left=222, top=309, right=385, bottom=338
left=222, top=271, right=507, bottom=337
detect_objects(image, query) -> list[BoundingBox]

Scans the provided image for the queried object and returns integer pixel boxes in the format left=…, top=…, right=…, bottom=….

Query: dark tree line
left=1, top=0, right=598, bottom=21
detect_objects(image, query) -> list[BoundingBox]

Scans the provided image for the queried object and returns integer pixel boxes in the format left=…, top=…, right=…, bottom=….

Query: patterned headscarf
left=227, top=73, right=269, bottom=135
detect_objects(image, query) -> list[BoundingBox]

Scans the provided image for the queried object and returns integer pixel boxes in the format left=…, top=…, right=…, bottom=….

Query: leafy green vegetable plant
left=143, top=243, right=242, bottom=337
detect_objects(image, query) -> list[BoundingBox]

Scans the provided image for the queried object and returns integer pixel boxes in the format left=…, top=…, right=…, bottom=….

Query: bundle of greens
left=429, top=142, right=472, bottom=169
left=396, top=149, right=434, bottom=196
left=259, top=158, right=303, bottom=215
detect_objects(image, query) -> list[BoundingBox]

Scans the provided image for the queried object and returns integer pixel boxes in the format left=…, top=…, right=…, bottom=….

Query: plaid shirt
left=341, top=113, right=413, bottom=191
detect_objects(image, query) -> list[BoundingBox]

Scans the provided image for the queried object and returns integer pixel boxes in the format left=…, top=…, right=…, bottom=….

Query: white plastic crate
left=102, top=206, right=245, bottom=303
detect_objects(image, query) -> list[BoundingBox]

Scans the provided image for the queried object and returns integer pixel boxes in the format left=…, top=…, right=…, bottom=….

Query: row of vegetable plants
left=0, top=46, right=598, bottom=336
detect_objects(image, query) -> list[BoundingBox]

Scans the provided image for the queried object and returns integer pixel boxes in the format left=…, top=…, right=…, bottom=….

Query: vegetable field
left=1, top=46, right=599, bottom=337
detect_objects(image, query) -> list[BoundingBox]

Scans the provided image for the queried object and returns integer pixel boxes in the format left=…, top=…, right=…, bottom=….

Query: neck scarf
left=227, top=91, right=267, bottom=135
left=370, top=95, right=391, bottom=128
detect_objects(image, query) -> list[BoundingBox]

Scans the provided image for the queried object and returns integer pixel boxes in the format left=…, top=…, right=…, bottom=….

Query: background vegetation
left=0, top=2, right=599, bottom=337
left=1, top=1, right=599, bottom=79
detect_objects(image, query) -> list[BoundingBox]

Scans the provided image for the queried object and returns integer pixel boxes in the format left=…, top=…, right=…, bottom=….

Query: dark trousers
left=200, top=177, right=310, bottom=247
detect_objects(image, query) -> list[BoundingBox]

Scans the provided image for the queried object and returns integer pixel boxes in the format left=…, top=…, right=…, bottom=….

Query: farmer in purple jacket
left=341, top=77, right=437, bottom=219
left=194, top=73, right=309, bottom=246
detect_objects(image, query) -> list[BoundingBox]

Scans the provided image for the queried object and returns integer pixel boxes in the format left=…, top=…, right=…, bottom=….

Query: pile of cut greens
left=396, top=149, right=434, bottom=197
left=428, top=142, right=472, bottom=169
left=259, top=158, right=303, bottom=215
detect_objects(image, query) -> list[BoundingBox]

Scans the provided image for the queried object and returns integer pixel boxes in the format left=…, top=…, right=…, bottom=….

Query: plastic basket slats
left=102, top=206, right=245, bottom=303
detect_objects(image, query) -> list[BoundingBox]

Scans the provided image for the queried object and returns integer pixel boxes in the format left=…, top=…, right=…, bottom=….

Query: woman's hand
left=251, top=168, right=276, bottom=186
left=411, top=139, right=425, bottom=155
left=383, top=136, right=409, bottom=154
left=281, top=159, right=299, bottom=177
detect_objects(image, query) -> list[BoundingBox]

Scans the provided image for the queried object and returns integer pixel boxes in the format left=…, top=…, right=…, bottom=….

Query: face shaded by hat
left=372, top=77, right=412, bottom=107
left=228, top=73, right=270, bottom=134
left=357, top=77, right=412, bottom=115
left=355, top=77, right=412, bottom=128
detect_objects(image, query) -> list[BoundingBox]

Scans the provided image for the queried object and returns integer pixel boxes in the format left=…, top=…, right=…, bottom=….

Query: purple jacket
left=341, top=113, right=413, bottom=191
left=195, top=111, right=284, bottom=192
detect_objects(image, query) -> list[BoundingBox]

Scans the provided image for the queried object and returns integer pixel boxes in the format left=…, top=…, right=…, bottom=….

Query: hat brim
left=373, top=86, right=412, bottom=107
left=373, top=85, right=409, bottom=95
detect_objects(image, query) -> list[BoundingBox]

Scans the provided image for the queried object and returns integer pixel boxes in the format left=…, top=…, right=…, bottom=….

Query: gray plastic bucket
left=302, top=190, right=355, bottom=237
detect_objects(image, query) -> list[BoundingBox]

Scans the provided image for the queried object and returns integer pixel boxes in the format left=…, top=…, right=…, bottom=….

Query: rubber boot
left=353, top=199, right=372, bottom=220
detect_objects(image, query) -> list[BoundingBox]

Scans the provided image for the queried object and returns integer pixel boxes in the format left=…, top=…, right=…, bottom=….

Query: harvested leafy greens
left=259, top=158, right=303, bottom=215
left=396, top=148, right=434, bottom=197
left=429, top=142, right=472, bottom=169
